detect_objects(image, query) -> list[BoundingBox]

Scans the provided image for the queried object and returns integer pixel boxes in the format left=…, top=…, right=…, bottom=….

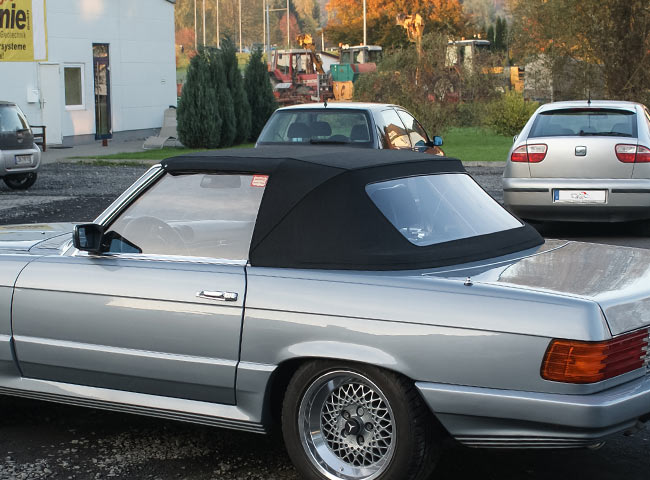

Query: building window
left=64, top=64, right=85, bottom=110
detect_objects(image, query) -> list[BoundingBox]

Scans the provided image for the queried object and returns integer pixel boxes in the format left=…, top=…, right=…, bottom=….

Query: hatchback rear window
left=0, top=105, right=30, bottom=133
left=366, top=174, right=522, bottom=246
left=529, top=108, right=637, bottom=138
left=257, top=109, right=373, bottom=145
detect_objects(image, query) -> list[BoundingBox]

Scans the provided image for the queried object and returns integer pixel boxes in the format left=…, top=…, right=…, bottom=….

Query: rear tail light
left=510, top=144, right=547, bottom=163
left=542, top=328, right=649, bottom=384
left=616, top=144, right=650, bottom=163
left=527, top=144, right=548, bottom=163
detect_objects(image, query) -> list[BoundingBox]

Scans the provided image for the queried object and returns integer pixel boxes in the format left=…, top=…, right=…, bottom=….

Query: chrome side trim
left=14, top=336, right=235, bottom=367
left=96, top=165, right=164, bottom=226
left=0, top=374, right=267, bottom=434
left=72, top=251, right=248, bottom=266
left=456, top=436, right=601, bottom=449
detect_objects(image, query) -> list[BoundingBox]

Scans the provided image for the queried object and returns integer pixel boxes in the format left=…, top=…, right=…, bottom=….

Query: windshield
left=529, top=108, right=637, bottom=138
left=366, top=174, right=522, bottom=246
left=257, top=109, right=373, bottom=146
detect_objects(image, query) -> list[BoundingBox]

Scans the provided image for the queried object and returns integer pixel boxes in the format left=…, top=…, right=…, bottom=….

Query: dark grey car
left=0, top=101, right=40, bottom=190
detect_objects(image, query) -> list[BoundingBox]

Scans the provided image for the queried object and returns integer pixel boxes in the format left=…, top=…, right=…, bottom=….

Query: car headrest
left=311, top=121, right=332, bottom=137
left=351, top=124, right=370, bottom=142
left=287, top=122, right=311, bottom=139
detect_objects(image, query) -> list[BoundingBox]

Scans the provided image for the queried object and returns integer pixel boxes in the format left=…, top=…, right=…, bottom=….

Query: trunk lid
left=528, top=136, right=635, bottom=179
left=436, top=240, right=650, bottom=336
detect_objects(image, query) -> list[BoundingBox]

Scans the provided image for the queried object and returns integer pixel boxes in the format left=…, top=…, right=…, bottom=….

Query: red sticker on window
left=251, top=175, right=269, bottom=188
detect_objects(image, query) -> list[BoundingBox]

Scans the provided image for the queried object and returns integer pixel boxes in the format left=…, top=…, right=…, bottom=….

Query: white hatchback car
left=503, top=100, right=650, bottom=224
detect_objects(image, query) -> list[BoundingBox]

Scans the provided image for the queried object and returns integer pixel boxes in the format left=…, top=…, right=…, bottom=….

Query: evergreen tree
left=244, top=48, right=278, bottom=141
left=207, top=47, right=236, bottom=147
left=494, top=17, right=507, bottom=51
left=221, top=37, right=252, bottom=145
left=177, top=48, right=222, bottom=148
left=486, top=24, right=495, bottom=45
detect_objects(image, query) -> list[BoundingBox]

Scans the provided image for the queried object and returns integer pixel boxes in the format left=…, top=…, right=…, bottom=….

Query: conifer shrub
left=177, top=48, right=222, bottom=148
left=221, top=38, right=252, bottom=145
left=244, top=48, right=278, bottom=141
left=206, top=47, right=236, bottom=147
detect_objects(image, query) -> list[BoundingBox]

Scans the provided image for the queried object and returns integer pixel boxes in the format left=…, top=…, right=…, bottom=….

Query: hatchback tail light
left=510, top=144, right=547, bottom=163
left=541, top=329, right=649, bottom=384
left=616, top=144, right=650, bottom=163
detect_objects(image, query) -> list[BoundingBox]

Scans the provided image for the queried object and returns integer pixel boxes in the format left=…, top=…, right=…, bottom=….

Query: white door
left=38, top=63, right=63, bottom=145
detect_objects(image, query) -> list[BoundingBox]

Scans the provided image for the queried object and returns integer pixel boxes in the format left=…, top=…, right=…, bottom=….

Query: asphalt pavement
left=0, top=153, right=649, bottom=479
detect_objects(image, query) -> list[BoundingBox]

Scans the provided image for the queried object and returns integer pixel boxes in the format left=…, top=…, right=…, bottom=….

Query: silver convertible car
left=2, top=147, right=650, bottom=480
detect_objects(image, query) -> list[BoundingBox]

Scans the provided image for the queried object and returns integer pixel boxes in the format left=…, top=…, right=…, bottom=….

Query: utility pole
left=217, top=0, right=220, bottom=48
left=239, top=0, right=242, bottom=53
left=286, top=0, right=290, bottom=48
left=363, top=0, right=367, bottom=46
left=262, top=0, right=265, bottom=52
left=202, top=0, right=206, bottom=46
left=194, top=0, right=197, bottom=50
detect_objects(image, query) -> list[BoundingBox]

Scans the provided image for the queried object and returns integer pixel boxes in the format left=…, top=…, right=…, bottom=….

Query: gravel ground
left=1, top=162, right=649, bottom=479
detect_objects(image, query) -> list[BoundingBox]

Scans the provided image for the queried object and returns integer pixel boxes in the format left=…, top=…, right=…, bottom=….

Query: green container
left=331, top=64, right=356, bottom=83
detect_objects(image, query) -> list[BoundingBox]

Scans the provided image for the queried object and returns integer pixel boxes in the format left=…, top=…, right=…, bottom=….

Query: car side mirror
left=433, top=136, right=443, bottom=147
left=73, top=223, right=105, bottom=253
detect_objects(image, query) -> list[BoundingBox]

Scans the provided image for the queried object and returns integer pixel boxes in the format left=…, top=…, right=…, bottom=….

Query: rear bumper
left=503, top=177, right=650, bottom=222
left=417, top=373, right=650, bottom=448
left=0, top=146, right=41, bottom=176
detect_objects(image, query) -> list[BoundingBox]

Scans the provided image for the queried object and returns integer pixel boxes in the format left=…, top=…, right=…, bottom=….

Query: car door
left=11, top=170, right=267, bottom=405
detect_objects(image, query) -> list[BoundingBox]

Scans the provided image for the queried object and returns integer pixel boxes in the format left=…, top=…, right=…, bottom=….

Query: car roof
left=538, top=100, right=642, bottom=113
left=0, top=101, right=17, bottom=106
left=163, top=146, right=442, bottom=172
left=275, top=102, right=400, bottom=112
left=163, top=147, right=542, bottom=270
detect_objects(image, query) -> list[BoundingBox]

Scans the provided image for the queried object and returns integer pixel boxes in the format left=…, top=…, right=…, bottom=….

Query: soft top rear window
left=529, top=108, right=637, bottom=138
left=257, top=109, right=373, bottom=146
left=366, top=174, right=522, bottom=246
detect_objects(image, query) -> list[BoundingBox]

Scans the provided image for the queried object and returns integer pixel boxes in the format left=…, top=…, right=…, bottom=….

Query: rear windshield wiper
left=310, top=139, right=349, bottom=144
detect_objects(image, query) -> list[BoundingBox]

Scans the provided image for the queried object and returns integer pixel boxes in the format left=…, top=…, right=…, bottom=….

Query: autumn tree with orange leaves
left=325, top=0, right=469, bottom=47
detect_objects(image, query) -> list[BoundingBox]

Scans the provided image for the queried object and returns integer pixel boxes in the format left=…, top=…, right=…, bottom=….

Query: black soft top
left=163, top=147, right=542, bottom=270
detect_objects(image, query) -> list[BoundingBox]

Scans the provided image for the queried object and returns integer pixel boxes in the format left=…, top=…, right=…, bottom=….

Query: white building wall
left=0, top=0, right=176, bottom=144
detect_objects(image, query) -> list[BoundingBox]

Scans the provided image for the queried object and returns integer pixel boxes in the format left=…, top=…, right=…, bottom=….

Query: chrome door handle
left=197, top=290, right=238, bottom=302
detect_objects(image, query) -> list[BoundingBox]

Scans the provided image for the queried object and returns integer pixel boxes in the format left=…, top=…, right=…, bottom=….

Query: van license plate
left=15, top=155, right=33, bottom=166
left=553, top=190, right=606, bottom=204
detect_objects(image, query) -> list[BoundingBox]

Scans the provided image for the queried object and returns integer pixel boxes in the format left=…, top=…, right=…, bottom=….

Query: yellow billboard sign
left=0, top=0, right=47, bottom=62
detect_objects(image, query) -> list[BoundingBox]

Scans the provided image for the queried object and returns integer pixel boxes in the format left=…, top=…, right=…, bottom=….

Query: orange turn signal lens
left=542, top=329, right=649, bottom=384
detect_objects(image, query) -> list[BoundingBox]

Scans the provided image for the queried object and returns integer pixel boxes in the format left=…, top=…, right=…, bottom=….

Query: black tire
left=3, top=172, right=37, bottom=190
left=281, top=360, right=440, bottom=480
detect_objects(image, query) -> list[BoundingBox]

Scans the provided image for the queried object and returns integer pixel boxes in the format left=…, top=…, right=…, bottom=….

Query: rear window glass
left=0, top=105, right=30, bottom=133
left=366, top=174, right=522, bottom=246
left=529, top=108, right=637, bottom=138
left=257, top=109, right=372, bottom=145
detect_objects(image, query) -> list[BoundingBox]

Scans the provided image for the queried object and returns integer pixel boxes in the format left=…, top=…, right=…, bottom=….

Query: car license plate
left=553, top=189, right=607, bottom=204
left=14, top=154, right=33, bottom=166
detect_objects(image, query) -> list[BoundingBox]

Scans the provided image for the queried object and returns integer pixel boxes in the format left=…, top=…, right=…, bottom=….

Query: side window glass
left=397, top=110, right=429, bottom=149
left=105, top=173, right=267, bottom=261
left=379, top=109, right=411, bottom=149
left=645, top=108, right=650, bottom=131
